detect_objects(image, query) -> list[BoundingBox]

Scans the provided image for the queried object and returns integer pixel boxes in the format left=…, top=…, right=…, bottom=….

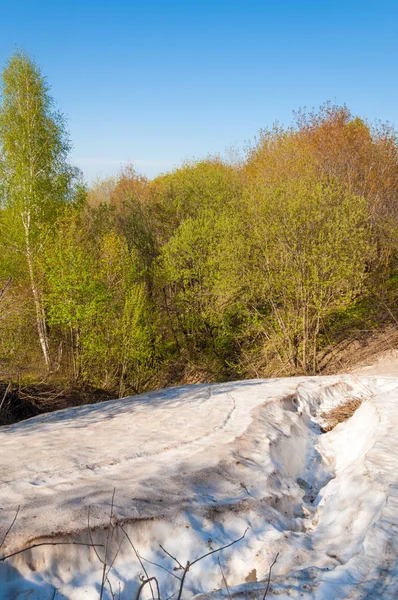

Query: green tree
left=148, top=159, right=242, bottom=243
left=244, top=177, right=372, bottom=372
left=0, top=51, right=76, bottom=368
left=158, top=206, right=245, bottom=376
left=43, top=210, right=105, bottom=381
left=44, top=211, right=156, bottom=393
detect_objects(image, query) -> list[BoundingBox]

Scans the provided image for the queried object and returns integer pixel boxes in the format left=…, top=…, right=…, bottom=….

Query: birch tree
left=0, top=51, right=75, bottom=368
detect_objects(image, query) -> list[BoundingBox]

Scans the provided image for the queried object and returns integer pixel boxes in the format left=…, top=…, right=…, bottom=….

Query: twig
left=161, top=528, right=249, bottom=600
left=0, top=505, right=20, bottom=548
left=105, top=533, right=125, bottom=581
left=88, top=500, right=126, bottom=599
left=19, top=387, right=65, bottom=403
left=261, top=552, right=279, bottom=599
left=100, top=488, right=116, bottom=600
left=107, top=574, right=115, bottom=600
left=134, top=577, right=160, bottom=600
left=87, top=505, right=103, bottom=564
left=140, top=554, right=182, bottom=581
left=218, top=556, right=232, bottom=600
left=0, top=382, right=11, bottom=413
left=159, top=545, right=184, bottom=570
left=176, top=563, right=189, bottom=600
left=190, top=527, right=249, bottom=568
left=0, top=541, right=104, bottom=562
left=0, top=277, right=11, bottom=301
left=120, top=524, right=157, bottom=600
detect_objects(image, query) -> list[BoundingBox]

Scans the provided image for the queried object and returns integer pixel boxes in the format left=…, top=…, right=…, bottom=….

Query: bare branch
left=119, top=524, right=156, bottom=600
left=105, top=535, right=125, bottom=581
left=162, top=528, right=249, bottom=600
left=0, top=382, right=12, bottom=414
left=0, top=505, right=20, bottom=549
left=134, top=577, right=160, bottom=600
left=0, top=541, right=104, bottom=562
left=0, top=277, right=12, bottom=301
left=176, top=563, right=189, bottom=600
left=218, top=556, right=232, bottom=600
left=261, top=552, right=279, bottom=600
left=159, top=545, right=184, bottom=570
left=100, top=488, right=116, bottom=600
left=106, top=574, right=115, bottom=600
left=87, top=505, right=103, bottom=564
left=190, top=527, right=249, bottom=568
left=140, top=555, right=182, bottom=581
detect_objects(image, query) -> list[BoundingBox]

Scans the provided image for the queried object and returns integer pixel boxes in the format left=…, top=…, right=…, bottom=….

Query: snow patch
left=0, top=375, right=397, bottom=599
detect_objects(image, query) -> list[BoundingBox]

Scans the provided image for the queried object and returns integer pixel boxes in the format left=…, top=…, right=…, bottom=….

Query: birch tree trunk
left=23, top=211, right=51, bottom=368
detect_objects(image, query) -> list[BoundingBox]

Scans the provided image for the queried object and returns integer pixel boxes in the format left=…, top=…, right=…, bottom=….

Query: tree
left=154, top=160, right=245, bottom=375
left=44, top=210, right=156, bottom=393
left=243, top=177, right=372, bottom=373
left=43, top=210, right=105, bottom=381
left=0, top=51, right=76, bottom=369
left=148, top=158, right=242, bottom=244
left=246, top=103, right=398, bottom=264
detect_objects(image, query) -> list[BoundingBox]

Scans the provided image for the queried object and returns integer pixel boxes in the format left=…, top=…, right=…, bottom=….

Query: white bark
left=23, top=211, right=51, bottom=368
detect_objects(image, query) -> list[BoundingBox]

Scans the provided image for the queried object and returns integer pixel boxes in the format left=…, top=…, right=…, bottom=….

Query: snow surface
left=0, top=373, right=398, bottom=599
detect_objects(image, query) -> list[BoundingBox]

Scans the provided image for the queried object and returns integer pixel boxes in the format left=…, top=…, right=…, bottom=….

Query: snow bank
left=0, top=374, right=397, bottom=599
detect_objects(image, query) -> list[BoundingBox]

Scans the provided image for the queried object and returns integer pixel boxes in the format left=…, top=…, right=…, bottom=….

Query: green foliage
left=0, top=51, right=75, bottom=228
left=43, top=211, right=157, bottom=393
left=159, top=211, right=225, bottom=353
left=0, top=283, right=37, bottom=376
left=149, top=159, right=242, bottom=243
left=0, top=50, right=80, bottom=369
left=157, top=181, right=247, bottom=377
left=0, top=55, right=397, bottom=393
left=243, top=178, right=372, bottom=372
left=43, top=211, right=106, bottom=376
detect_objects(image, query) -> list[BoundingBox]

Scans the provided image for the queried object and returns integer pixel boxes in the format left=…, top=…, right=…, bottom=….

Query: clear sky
left=0, top=0, right=397, bottom=182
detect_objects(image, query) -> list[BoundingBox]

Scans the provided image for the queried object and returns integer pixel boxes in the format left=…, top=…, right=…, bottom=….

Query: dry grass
left=322, top=325, right=398, bottom=375
left=320, top=398, right=362, bottom=433
left=0, top=382, right=114, bottom=426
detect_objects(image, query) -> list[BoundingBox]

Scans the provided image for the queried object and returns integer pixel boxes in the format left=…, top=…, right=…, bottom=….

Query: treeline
left=1, top=51, right=398, bottom=398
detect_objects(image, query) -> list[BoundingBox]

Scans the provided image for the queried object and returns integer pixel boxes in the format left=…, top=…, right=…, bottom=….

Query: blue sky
left=0, top=0, right=397, bottom=182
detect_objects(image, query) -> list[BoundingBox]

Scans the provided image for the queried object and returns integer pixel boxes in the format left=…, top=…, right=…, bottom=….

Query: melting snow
left=0, top=373, right=397, bottom=599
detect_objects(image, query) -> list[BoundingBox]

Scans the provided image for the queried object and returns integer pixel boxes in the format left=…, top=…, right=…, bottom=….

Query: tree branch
left=134, top=577, right=160, bottom=600
left=0, top=505, right=20, bottom=549
left=190, top=527, right=249, bottom=568
left=261, top=552, right=279, bottom=599
left=120, top=524, right=156, bottom=600
left=161, top=528, right=249, bottom=600
left=1, top=541, right=104, bottom=562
